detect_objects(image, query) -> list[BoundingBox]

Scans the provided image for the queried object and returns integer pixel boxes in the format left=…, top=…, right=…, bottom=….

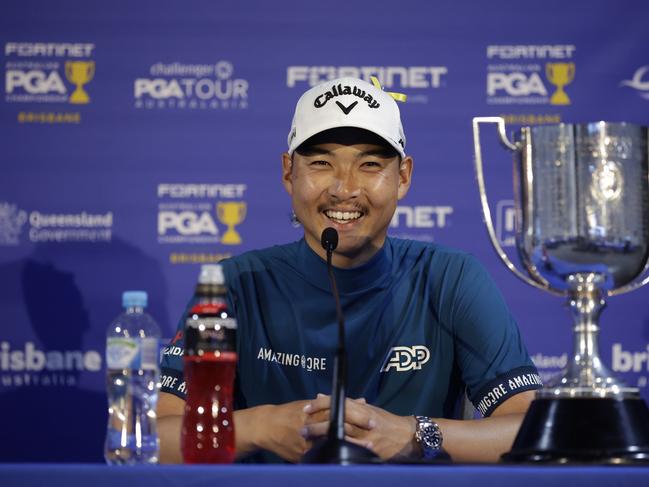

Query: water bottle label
left=107, top=338, right=159, bottom=370
left=139, top=337, right=160, bottom=371
left=106, top=338, right=138, bottom=369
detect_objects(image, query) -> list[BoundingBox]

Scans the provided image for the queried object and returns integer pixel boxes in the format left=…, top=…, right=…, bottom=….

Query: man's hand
left=303, top=395, right=417, bottom=461
left=250, top=398, right=330, bottom=463
left=158, top=392, right=330, bottom=464
left=303, top=391, right=536, bottom=463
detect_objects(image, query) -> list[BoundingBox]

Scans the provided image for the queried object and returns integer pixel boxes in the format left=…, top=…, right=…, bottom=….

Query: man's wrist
left=234, top=405, right=268, bottom=455
left=251, top=404, right=272, bottom=451
left=413, top=415, right=443, bottom=460
left=394, top=415, right=420, bottom=459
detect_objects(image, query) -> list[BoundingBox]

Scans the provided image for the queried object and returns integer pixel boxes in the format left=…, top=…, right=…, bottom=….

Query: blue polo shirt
left=161, top=237, right=540, bottom=422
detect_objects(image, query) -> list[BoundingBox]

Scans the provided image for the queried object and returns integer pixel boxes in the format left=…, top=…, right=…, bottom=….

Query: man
left=158, top=77, right=541, bottom=463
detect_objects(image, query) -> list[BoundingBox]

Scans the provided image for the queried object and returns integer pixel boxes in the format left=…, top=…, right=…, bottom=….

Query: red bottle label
left=181, top=357, right=236, bottom=463
left=182, top=300, right=237, bottom=464
left=189, top=302, right=227, bottom=316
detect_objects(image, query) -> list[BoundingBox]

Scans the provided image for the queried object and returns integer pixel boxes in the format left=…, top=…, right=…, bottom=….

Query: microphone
left=321, top=227, right=338, bottom=254
left=301, top=228, right=379, bottom=464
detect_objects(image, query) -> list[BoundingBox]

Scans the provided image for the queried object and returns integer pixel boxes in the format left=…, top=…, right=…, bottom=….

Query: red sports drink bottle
left=181, top=265, right=237, bottom=464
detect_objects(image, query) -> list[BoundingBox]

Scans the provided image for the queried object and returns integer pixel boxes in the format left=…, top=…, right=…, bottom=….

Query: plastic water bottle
left=182, top=265, right=237, bottom=463
left=105, top=291, right=161, bottom=465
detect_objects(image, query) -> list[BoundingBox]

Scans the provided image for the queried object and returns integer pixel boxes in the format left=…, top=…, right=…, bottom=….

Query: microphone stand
left=302, top=228, right=379, bottom=464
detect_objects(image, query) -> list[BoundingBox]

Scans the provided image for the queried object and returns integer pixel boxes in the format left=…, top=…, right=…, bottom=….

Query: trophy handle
left=609, top=264, right=649, bottom=296
left=86, top=62, right=95, bottom=82
left=567, top=63, right=575, bottom=83
left=65, top=61, right=73, bottom=80
left=545, top=64, right=554, bottom=84
left=237, top=202, right=247, bottom=220
left=472, top=117, right=564, bottom=295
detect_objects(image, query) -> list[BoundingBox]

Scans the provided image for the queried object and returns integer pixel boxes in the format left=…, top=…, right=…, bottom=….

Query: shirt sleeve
left=447, top=254, right=542, bottom=417
left=159, top=299, right=193, bottom=400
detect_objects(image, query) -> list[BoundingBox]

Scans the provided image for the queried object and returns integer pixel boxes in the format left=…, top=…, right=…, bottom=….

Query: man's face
left=282, top=140, right=413, bottom=267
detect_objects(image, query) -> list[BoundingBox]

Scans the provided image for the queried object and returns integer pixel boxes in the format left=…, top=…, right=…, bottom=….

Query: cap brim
left=289, top=121, right=405, bottom=159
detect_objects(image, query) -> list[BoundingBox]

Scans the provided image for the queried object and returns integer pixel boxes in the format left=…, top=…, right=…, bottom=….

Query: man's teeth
left=325, top=210, right=362, bottom=222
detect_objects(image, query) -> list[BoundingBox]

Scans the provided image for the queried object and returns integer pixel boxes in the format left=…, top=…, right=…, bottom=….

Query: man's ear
left=397, top=156, right=413, bottom=200
left=281, top=152, right=293, bottom=196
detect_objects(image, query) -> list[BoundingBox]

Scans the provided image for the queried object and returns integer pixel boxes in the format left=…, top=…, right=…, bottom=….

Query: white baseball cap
left=287, top=77, right=406, bottom=158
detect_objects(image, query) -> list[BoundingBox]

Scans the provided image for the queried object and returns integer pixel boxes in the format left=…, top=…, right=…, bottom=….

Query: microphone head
left=321, top=227, right=338, bottom=252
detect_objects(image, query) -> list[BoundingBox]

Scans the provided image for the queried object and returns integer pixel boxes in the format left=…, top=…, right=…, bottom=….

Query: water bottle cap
left=122, top=291, right=148, bottom=308
left=198, top=264, right=225, bottom=285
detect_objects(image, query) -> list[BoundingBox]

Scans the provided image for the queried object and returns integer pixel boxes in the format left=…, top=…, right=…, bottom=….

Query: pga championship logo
left=486, top=44, right=576, bottom=105
left=381, top=345, right=430, bottom=373
left=157, top=183, right=247, bottom=245
left=135, top=60, right=248, bottom=110
left=4, top=42, right=96, bottom=105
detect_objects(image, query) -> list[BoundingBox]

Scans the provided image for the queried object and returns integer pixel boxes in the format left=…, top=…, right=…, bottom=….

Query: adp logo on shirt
left=381, top=345, right=430, bottom=373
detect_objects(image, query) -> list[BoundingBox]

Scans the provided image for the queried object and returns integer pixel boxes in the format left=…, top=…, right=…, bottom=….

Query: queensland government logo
left=135, top=61, right=248, bottom=109
left=0, top=202, right=27, bottom=245
left=157, top=183, right=247, bottom=245
left=0, top=202, right=111, bottom=244
left=287, top=65, right=448, bottom=104
left=531, top=352, right=568, bottom=382
left=531, top=343, right=649, bottom=389
left=486, top=45, right=576, bottom=105
left=620, top=66, right=649, bottom=100
left=4, top=42, right=95, bottom=105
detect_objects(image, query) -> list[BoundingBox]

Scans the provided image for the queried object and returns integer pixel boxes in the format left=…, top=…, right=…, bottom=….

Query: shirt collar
left=298, top=237, right=392, bottom=294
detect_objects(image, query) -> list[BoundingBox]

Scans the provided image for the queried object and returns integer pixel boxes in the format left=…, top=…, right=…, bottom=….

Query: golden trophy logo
left=65, top=61, right=95, bottom=104
left=217, top=201, right=246, bottom=245
left=546, top=62, right=575, bottom=105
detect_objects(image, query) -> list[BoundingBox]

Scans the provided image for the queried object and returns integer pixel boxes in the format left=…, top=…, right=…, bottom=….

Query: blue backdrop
left=1, top=0, right=648, bottom=462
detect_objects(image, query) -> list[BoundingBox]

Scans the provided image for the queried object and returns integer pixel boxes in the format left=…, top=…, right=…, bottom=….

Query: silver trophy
left=473, top=117, right=649, bottom=463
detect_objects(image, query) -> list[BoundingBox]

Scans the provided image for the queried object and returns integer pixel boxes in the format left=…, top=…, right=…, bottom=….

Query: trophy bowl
left=217, top=201, right=246, bottom=245
left=473, top=117, right=649, bottom=463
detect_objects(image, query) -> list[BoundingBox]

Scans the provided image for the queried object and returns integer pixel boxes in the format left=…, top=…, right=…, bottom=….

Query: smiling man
left=284, top=128, right=411, bottom=269
left=157, top=77, right=541, bottom=464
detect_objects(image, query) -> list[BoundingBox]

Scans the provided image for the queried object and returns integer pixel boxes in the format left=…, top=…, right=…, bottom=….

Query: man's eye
left=310, top=160, right=330, bottom=166
left=362, top=161, right=382, bottom=168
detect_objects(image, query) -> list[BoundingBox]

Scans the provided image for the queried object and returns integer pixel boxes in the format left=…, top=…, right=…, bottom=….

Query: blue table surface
left=1, top=464, right=649, bottom=487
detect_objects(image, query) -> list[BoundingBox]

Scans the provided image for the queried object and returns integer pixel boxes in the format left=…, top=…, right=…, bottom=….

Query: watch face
left=422, top=425, right=442, bottom=449
left=416, top=416, right=442, bottom=452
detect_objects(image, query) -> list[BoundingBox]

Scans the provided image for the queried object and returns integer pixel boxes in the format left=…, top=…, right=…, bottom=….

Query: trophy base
left=502, top=397, right=649, bottom=464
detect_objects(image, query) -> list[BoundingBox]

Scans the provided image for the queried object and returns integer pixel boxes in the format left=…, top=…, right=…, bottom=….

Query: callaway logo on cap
left=287, top=77, right=407, bottom=158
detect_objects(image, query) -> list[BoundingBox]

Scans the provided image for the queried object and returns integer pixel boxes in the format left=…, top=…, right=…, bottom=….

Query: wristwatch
left=414, top=416, right=443, bottom=460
